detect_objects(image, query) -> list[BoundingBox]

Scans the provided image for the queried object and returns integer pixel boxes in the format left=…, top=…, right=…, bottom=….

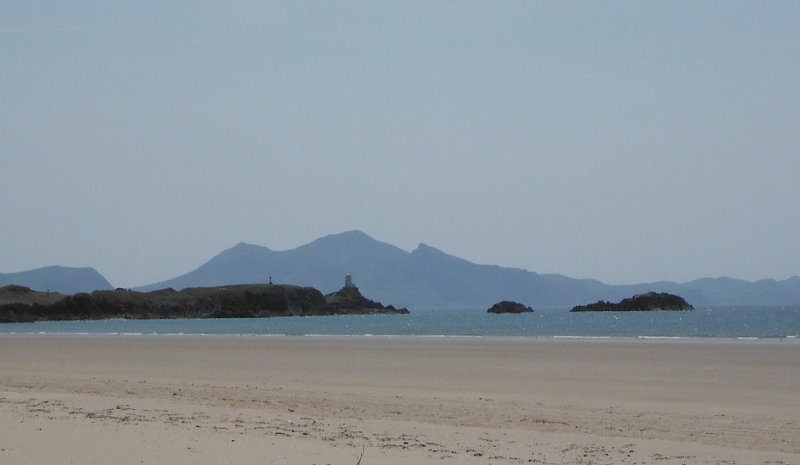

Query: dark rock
left=324, top=286, right=409, bottom=314
left=570, top=292, right=694, bottom=312
left=0, top=283, right=409, bottom=323
left=487, top=301, right=534, bottom=314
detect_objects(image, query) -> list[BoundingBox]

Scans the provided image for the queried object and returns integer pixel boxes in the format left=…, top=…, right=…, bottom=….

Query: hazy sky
left=2, top=2, right=799, bottom=287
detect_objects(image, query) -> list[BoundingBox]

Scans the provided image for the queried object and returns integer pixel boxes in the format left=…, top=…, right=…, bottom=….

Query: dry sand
left=1, top=335, right=798, bottom=464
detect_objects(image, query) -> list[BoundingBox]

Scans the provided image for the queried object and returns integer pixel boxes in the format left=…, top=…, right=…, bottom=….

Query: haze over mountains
left=4, top=231, right=800, bottom=308
left=0, top=266, right=113, bottom=296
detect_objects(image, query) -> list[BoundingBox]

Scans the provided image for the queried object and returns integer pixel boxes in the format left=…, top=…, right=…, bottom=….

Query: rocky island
left=487, top=301, right=534, bottom=314
left=0, top=276, right=408, bottom=323
left=570, top=292, right=694, bottom=312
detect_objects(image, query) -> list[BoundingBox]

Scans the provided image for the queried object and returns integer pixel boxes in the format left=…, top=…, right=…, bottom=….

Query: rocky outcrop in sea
left=487, top=301, right=534, bottom=314
left=569, top=292, right=694, bottom=312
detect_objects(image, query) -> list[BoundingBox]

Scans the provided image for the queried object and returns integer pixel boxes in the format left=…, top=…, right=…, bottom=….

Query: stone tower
left=344, top=273, right=356, bottom=289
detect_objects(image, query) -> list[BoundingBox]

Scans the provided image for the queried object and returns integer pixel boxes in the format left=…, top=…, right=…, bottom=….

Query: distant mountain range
left=135, top=230, right=800, bottom=308
left=4, top=231, right=800, bottom=308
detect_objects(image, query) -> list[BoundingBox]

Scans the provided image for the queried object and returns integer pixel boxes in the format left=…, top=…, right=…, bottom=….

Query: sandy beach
left=1, top=336, right=798, bottom=464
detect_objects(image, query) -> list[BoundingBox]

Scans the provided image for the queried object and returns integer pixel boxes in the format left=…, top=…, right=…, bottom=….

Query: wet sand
left=1, top=336, right=798, bottom=464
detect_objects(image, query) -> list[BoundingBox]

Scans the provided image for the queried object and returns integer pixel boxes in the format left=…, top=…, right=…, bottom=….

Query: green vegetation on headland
left=569, top=292, right=694, bottom=312
left=0, top=284, right=409, bottom=324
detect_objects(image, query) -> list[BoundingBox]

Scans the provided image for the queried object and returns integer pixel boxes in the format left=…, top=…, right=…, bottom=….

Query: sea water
left=1, top=306, right=799, bottom=339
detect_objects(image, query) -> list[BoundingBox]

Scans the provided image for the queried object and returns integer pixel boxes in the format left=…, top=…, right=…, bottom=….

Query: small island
left=487, top=301, right=534, bottom=314
left=570, top=292, right=694, bottom=312
left=0, top=274, right=408, bottom=323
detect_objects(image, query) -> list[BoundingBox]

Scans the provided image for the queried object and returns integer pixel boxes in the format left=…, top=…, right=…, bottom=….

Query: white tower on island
left=344, top=273, right=356, bottom=289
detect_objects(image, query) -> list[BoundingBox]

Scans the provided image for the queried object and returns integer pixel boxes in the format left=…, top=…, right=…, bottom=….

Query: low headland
left=0, top=282, right=408, bottom=323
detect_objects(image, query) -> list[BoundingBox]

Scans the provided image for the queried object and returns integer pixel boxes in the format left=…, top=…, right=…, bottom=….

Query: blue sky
left=2, top=1, right=799, bottom=287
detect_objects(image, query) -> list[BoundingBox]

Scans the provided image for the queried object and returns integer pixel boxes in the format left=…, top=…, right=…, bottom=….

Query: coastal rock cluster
left=0, top=284, right=408, bottom=323
left=570, top=292, right=694, bottom=312
left=324, top=286, right=408, bottom=314
left=487, top=301, right=534, bottom=314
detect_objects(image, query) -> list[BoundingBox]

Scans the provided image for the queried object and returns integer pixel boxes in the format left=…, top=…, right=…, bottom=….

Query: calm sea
left=1, top=306, right=799, bottom=339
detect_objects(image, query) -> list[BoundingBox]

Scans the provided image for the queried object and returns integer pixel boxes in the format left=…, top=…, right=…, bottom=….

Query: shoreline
left=2, top=331, right=800, bottom=344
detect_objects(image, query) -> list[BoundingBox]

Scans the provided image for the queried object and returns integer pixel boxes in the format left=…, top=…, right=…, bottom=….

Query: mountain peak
left=314, top=230, right=377, bottom=245
left=302, top=230, right=407, bottom=256
left=229, top=242, right=272, bottom=252
left=411, top=243, right=471, bottom=263
left=335, top=230, right=371, bottom=238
